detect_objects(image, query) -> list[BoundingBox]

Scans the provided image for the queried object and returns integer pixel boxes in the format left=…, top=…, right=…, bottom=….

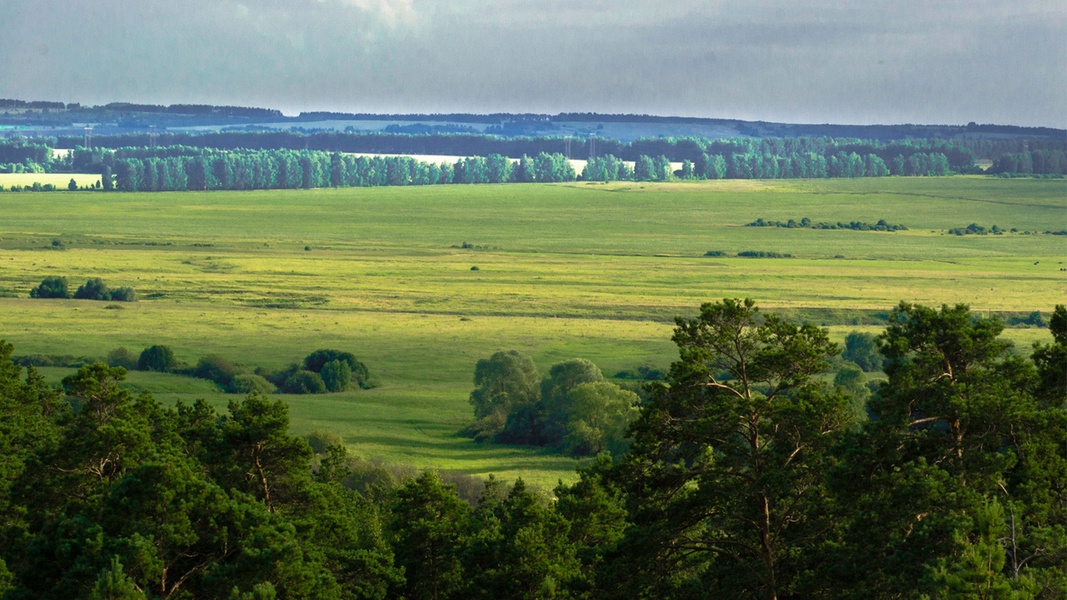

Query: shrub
left=303, top=349, right=370, bottom=389
left=106, top=347, right=138, bottom=370
left=257, top=364, right=299, bottom=388
left=304, top=429, right=345, bottom=454
left=137, top=345, right=177, bottom=372
left=737, top=251, right=792, bottom=258
left=74, top=278, right=110, bottom=300
left=14, top=353, right=96, bottom=368
left=108, top=287, right=137, bottom=302
left=230, top=373, right=276, bottom=395
left=614, top=364, right=664, bottom=381
left=193, top=355, right=243, bottom=387
left=281, top=370, right=327, bottom=394
left=1006, top=311, right=1046, bottom=328
left=29, top=276, right=70, bottom=299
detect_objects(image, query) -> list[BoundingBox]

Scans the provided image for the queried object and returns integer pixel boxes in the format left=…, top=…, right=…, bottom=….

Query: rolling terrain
left=0, top=176, right=1062, bottom=486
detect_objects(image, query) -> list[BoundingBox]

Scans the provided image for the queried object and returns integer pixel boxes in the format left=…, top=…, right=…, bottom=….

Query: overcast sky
left=2, top=0, right=1064, bottom=127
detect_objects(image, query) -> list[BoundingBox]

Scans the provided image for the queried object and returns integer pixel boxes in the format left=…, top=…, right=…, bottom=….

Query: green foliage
left=136, top=344, right=176, bottom=372
left=303, top=349, right=369, bottom=389
left=467, top=351, right=540, bottom=441
left=319, top=359, right=352, bottom=393
left=828, top=302, right=1066, bottom=597
left=737, top=250, right=792, bottom=258
left=231, top=373, right=277, bottom=395
left=89, top=557, right=147, bottom=599
left=559, top=382, right=639, bottom=456
left=1, top=297, right=1064, bottom=597
left=194, top=354, right=243, bottom=388
left=463, top=478, right=581, bottom=598
left=843, top=330, right=884, bottom=371
left=280, top=370, right=327, bottom=395
left=74, top=277, right=111, bottom=300
left=747, top=216, right=908, bottom=231
left=28, top=275, right=70, bottom=299
left=30, top=277, right=136, bottom=302
left=949, top=223, right=1006, bottom=235
left=106, top=347, right=138, bottom=370
left=539, top=358, right=604, bottom=446
left=108, top=286, right=137, bottom=302
left=606, top=298, right=850, bottom=598
left=388, top=471, right=471, bottom=600
left=834, top=362, right=871, bottom=423
left=303, top=429, right=345, bottom=455
left=1032, top=305, right=1066, bottom=405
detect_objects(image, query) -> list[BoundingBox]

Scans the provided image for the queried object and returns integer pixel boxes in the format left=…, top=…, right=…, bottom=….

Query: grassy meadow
left=0, top=177, right=1063, bottom=486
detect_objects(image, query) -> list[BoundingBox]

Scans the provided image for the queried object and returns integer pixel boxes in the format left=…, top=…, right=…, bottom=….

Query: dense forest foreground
left=0, top=300, right=1064, bottom=599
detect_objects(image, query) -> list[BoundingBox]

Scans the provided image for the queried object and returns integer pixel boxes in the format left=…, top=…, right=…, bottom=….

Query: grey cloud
left=0, top=0, right=1062, bottom=126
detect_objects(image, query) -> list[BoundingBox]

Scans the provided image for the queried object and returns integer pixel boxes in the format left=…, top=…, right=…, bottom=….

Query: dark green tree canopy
left=303, top=349, right=370, bottom=389
left=842, top=330, right=884, bottom=371
left=469, top=351, right=540, bottom=422
left=74, top=277, right=110, bottom=300
left=136, top=344, right=177, bottom=372
left=611, top=298, right=850, bottom=599
left=28, top=276, right=69, bottom=299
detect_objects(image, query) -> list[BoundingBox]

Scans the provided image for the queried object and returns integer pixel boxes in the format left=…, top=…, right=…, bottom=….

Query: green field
left=0, top=177, right=1063, bottom=487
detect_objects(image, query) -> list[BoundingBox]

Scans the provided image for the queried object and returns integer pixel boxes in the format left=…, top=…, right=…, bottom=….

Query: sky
left=2, top=0, right=1065, bottom=127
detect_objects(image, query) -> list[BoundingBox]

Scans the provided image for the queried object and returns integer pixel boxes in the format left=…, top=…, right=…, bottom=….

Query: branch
left=908, top=416, right=944, bottom=428
left=702, top=380, right=746, bottom=400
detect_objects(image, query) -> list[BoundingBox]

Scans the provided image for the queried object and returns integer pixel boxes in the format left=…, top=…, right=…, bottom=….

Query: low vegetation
left=29, top=276, right=135, bottom=302
left=747, top=216, right=908, bottom=231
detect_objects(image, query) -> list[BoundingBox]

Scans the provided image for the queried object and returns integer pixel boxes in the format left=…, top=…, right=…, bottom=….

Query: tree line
left=1, top=299, right=1062, bottom=598
left=85, top=148, right=576, bottom=191
left=3, top=135, right=1065, bottom=186
left=41, top=130, right=1059, bottom=165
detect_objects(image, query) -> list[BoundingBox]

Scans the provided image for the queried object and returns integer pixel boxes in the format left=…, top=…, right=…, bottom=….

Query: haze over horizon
left=3, top=0, right=1065, bottom=128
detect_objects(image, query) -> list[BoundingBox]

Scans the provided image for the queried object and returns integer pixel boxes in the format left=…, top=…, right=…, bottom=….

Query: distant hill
left=1, top=98, right=1063, bottom=143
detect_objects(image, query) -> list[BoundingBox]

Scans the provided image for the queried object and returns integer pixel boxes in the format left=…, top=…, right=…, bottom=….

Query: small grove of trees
left=988, top=149, right=1067, bottom=175
left=259, top=349, right=372, bottom=394
left=465, top=353, right=640, bottom=456
left=28, top=276, right=135, bottom=302
left=128, top=346, right=369, bottom=395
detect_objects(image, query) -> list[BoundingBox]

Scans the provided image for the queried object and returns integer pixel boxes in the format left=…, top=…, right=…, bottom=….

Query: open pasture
left=0, top=177, right=1063, bottom=485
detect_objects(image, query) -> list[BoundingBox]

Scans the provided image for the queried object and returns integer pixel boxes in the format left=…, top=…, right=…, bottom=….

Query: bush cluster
left=737, top=250, right=792, bottom=258
left=39, top=344, right=370, bottom=396
left=258, top=349, right=371, bottom=395
left=747, top=217, right=908, bottom=231
left=29, top=276, right=136, bottom=301
left=465, top=353, right=641, bottom=457
left=948, top=223, right=1005, bottom=235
